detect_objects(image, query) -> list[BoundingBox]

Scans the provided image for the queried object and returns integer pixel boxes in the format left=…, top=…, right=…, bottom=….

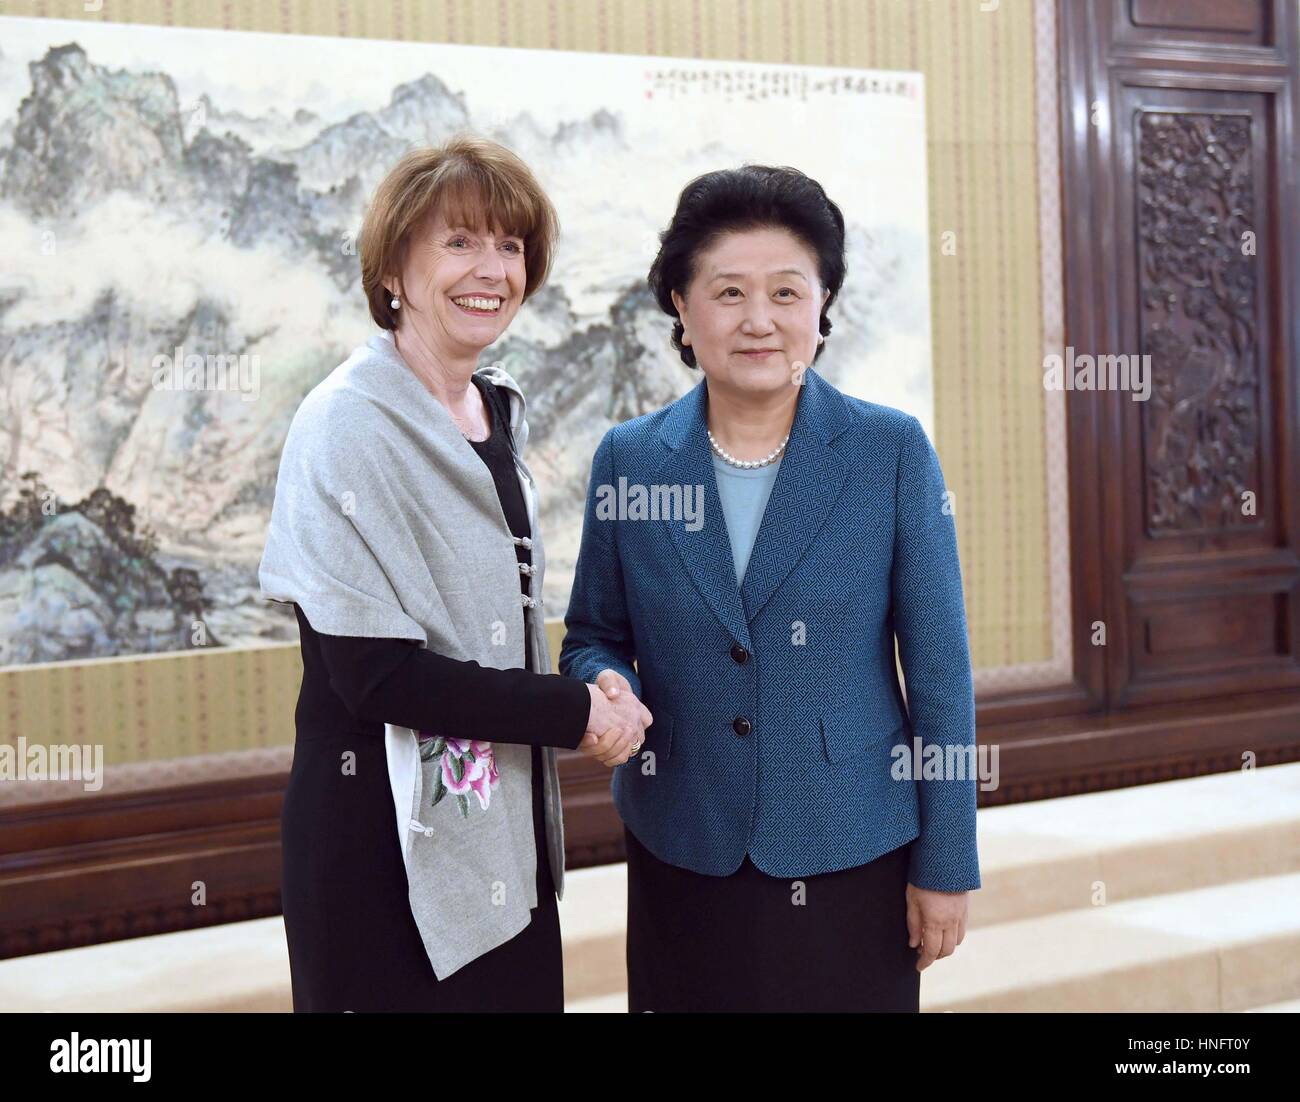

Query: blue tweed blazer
left=558, top=366, right=980, bottom=891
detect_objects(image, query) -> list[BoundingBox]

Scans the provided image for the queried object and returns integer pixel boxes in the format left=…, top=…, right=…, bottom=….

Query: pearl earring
left=390, top=295, right=401, bottom=309
left=817, top=334, right=825, bottom=344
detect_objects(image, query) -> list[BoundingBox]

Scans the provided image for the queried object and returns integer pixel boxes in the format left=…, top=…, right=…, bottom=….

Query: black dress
left=280, top=374, right=590, bottom=1012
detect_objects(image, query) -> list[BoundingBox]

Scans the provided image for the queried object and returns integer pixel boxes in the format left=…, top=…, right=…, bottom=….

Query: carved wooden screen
left=1060, top=0, right=1300, bottom=719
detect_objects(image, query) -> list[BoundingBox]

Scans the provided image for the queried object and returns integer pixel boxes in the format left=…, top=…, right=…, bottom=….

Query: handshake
left=582, top=668, right=653, bottom=768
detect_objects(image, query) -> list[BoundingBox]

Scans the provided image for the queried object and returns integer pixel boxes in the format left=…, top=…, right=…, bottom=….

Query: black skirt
left=281, top=727, right=563, bottom=1012
left=624, top=825, right=920, bottom=1012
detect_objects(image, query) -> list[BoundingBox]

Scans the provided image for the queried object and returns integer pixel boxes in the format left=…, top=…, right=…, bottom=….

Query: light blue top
left=711, top=452, right=783, bottom=585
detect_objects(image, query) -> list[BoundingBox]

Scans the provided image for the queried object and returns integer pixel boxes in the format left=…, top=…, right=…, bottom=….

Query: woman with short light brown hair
left=259, top=135, right=650, bottom=1012
left=358, top=138, right=559, bottom=332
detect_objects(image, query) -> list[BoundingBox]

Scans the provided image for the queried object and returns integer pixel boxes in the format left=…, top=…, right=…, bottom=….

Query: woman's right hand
left=583, top=678, right=652, bottom=767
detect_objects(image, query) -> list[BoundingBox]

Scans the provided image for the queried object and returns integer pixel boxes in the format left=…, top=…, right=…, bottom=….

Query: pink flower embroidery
left=418, top=733, right=500, bottom=816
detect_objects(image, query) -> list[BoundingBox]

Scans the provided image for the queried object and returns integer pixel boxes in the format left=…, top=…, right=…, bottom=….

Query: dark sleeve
left=313, top=630, right=591, bottom=751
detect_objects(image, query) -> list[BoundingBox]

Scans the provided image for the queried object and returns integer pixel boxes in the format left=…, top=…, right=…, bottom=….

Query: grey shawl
left=258, top=327, right=570, bottom=980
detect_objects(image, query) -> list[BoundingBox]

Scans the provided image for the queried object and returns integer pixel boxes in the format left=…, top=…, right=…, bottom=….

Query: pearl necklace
left=707, top=428, right=790, bottom=469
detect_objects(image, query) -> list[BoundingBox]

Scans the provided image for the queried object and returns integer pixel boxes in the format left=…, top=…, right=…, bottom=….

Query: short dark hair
left=646, top=165, right=846, bottom=369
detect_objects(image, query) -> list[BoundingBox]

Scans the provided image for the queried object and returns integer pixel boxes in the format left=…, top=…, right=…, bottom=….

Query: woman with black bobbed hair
left=561, top=164, right=979, bottom=1012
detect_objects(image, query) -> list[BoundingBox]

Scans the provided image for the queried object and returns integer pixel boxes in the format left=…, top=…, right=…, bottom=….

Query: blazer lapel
left=654, top=367, right=852, bottom=642
left=655, top=379, right=752, bottom=650
left=739, top=369, right=851, bottom=623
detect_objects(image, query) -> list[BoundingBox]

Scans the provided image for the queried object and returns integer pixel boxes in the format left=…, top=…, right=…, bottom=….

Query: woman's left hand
left=906, top=884, right=969, bottom=971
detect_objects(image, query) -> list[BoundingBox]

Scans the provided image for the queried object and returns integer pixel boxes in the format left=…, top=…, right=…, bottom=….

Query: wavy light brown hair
left=359, top=135, right=560, bottom=331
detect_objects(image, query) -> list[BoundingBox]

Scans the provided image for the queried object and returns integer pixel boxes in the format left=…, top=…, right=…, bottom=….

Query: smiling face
left=670, top=226, right=830, bottom=395
left=386, top=209, right=527, bottom=356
